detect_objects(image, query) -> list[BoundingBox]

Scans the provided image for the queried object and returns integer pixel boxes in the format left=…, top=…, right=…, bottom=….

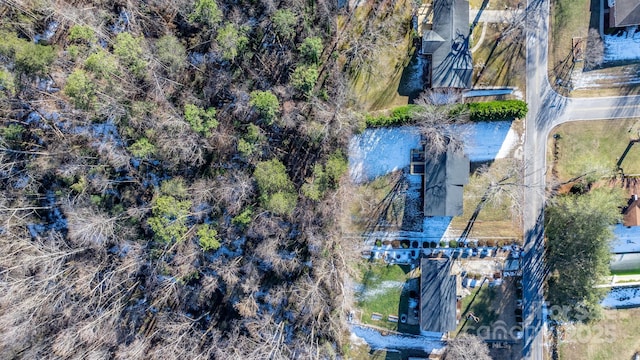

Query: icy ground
left=355, top=281, right=405, bottom=300
left=601, top=286, right=640, bottom=308
left=349, top=121, right=515, bottom=183
left=612, top=224, right=640, bottom=253
left=350, top=325, right=444, bottom=352
left=604, top=29, right=640, bottom=63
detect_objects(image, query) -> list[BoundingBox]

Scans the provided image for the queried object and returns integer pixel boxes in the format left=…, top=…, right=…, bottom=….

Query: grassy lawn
left=339, top=0, right=414, bottom=110
left=548, top=0, right=591, bottom=94
left=347, top=171, right=407, bottom=234
left=472, top=22, right=526, bottom=92
left=457, top=283, right=499, bottom=335
left=549, top=119, right=640, bottom=183
left=450, top=158, right=523, bottom=240
left=559, top=308, right=640, bottom=360
left=355, top=262, right=415, bottom=331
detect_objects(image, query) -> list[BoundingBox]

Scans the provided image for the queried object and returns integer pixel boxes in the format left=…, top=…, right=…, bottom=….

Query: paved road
left=522, top=0, right=640, bottom=359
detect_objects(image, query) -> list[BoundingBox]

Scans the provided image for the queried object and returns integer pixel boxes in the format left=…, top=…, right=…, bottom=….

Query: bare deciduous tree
left=445, top=333, right=491, bottom=360
left=585, top=28, right=604, bottom=70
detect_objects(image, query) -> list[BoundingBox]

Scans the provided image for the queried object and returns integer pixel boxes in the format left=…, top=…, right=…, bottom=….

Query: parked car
left=516, top=299, right=523, bottom=308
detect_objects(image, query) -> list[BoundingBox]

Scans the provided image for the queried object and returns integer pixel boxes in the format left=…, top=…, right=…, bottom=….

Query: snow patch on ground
left=454, top=121, right=513, bottom=162
left=423, top=217, right=453, bottom=238
left=349, top=127, right=421, bottom=183
left=573, top=70, right=640, bottom=89
left=351, top=325, right=444, bottom=352
left=601, top=286, right=640, bottom=308
left=612, top=224, right=640, bottom=253
left=349, top=122, right=514, bottom=183
left=604, top=31, right=640, bottom=62
left=356, top=281, right=405, bottom=300
left=496, top=127, right=518, bottom=159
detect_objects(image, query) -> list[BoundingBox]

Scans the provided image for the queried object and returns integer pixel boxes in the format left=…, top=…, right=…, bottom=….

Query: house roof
left=420, top=257, right=457, bottom=333
left=422, top=30, right=445, bottom=54
left=423, top=142, right=469, bottom=217
left=623, top=197, right=640, bottom=227
left=421, top=0, right=472, bottom=89
left=611, top=0, right=640, bottom=27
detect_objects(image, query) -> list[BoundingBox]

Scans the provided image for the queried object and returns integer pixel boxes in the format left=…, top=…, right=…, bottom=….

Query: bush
left=299, top=36, right=323, bottom=64
left=291, top=65, right=318, bottom=95
left=184, top=104, right=218, bottom=136
left=128, top=138, right=156, bottom=158
left=113, top=32, right=146, bottom=78
left=148, top=195, right=192, bottom=244
left=0, top=32, right=55, bottom=75
left=254, top=159, right=297, bottom=216
left=155, top=35, right=186, bottom=75
left=467, top=100, right=528, bottom=121
left=232, top=207, right=253, bottom=228
left=189, top=0, right=222, bottom=27
left=216, top=23, right=248, bottom=61
left=1, top=123, right=23, bottom=144
left=271, top=9, right=297, bottom=40
left=64, top=69, right=96, bottom=110
left=197, top=224, right=220, bottom=251
left=254, top=159, right=294, bottom=195
left=0, top=69, right=15, bottom=97
left=249, top=90, right=279, bottom=124
left=325, top=150, right=347, bottom=188
left=68, top=25, right=96, bottom=44
left=85, top=49, right=119, bottom=79
left=449, top=240, right=458, bottom=248
left=301, top=164, right=327, bottom=201
left=365, top=104, right=423, bottom=128
left=264, top=191, right=297, bottom=216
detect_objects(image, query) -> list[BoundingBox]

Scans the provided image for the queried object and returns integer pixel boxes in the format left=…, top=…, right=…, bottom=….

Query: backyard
left=558, top=308, right=640, bottom=360
left=354, top=262, right=421, bottom=332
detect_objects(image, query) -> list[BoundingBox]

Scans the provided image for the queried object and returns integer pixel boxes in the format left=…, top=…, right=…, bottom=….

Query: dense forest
left=0, top=0, right=398, bottom=357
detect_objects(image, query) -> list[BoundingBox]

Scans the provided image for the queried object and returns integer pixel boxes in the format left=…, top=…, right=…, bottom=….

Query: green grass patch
left=355, top=262, right=413, bottom=331
left=551, top=119, right=640, bottom=183
left=559, top=308, right=640, bottom=360
left=458, top=283, right=499, bottom=335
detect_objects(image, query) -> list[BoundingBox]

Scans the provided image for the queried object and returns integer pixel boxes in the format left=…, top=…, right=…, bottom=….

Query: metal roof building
left=420, top=257, right=457, bottom=334
left=423, top=142, right=469, bottom=217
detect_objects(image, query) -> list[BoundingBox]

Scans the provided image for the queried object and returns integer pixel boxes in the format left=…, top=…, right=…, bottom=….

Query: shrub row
left=364, top=100, right=528, bottom=128
left=468, top=99, right=528, bottom=121
left=365, top=104, right=422, bottom=128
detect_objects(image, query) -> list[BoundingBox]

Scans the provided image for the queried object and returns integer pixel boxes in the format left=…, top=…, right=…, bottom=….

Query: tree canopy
left=545, top=188, right=625, bottom=322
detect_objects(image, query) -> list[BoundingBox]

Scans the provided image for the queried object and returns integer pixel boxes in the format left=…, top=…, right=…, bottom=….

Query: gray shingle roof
left=612, top=0, right=640, bottom=27
left=420, top=257, right=457, bottom=333
left=422, top=0, right=472, bottom=89
left=423, top=142, right=469, bottom=217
